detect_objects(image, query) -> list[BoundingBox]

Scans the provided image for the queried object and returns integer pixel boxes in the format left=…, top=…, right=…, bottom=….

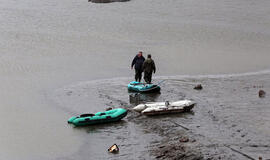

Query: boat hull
left=133, top=100, right=195, bottom=116
left=68, top=108, right=128, bottom=126
left=127, top=81, right=161, bottom=93
left=142, top=104, right=195, bottom=116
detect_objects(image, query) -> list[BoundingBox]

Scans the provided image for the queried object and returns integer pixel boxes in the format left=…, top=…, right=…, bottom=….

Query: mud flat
left=149, top=71, right=270, bottom=160
left=51, top=71, right=270, bottom=159
left=1, top=0, right=270, bottom=159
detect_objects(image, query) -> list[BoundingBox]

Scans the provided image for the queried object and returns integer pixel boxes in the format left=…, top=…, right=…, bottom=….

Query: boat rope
left=168, top=120, right=189, bottom=130
left=225, top=145, right=255, bottom=160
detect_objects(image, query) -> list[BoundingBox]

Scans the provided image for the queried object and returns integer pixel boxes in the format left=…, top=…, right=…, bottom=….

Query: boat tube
left=127, top=81, right=160, bottom=93
left=133, top=100, right=195, bottom=115
left=68, top=108, right=127, bottom=126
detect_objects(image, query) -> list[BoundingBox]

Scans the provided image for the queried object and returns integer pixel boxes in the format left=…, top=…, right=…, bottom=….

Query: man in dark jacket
left=142, top=54, right=156, bottom=84
left=131, top=51, right=145, bottom=82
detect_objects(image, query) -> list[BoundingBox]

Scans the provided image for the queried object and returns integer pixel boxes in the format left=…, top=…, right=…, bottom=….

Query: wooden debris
left=108, top=144, right=119, bottom=153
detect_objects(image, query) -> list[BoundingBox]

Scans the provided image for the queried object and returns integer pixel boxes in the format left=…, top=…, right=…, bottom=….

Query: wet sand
left=1, top=0, right=270, bottom=159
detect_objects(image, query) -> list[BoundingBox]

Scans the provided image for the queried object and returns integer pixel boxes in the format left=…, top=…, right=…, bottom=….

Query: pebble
left=258, top=90, right=266, bottom=98
left=179, top=137, right=189, bottom=143
left=194, top=84, right=203, bottom=90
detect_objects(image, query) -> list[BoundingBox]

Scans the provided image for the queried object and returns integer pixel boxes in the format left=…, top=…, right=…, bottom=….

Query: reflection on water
left=129, top=93, right=161, bottom=105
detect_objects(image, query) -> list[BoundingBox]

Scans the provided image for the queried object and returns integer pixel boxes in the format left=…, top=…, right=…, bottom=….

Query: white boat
left=133, top=100, right=195, bottom=116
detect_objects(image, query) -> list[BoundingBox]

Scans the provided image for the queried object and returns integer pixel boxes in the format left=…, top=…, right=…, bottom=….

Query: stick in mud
left=226, top=146, right=255, bottom=160
left=168, top=120, right=190, bottom=130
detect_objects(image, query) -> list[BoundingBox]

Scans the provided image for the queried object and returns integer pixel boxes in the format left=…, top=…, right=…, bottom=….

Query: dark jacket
left=131, top=55, right=145, bottom=71
left=142, top=58, right=156, bottom=73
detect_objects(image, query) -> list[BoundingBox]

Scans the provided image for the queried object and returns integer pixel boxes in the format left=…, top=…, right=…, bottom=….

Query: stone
left=258, top=90, right=266, bottom=98
left=179, top=137, right=189, bottom=143
left=194, top=84, right=203, bottom=90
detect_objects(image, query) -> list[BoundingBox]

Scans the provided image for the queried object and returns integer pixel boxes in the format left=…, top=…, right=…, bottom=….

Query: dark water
left=50, top=72, right=270, bottom=159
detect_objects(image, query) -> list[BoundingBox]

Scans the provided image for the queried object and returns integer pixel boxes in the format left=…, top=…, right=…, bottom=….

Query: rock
left=108, top=144, right=119, bottom=153
left=179, top=137, right=189, bottom=143
left=258, top=90, right=266, bottom=98
left=194, top=84, right=203, bottom=90
left=89, top=0, right=129, bottom=3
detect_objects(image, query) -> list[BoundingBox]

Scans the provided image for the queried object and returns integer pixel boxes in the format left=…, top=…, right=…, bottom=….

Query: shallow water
left=1, top=0, right=270, bottom=159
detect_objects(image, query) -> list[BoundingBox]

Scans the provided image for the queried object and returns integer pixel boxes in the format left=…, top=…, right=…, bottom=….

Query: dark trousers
left=144, top=72, right=152, bottom=84
left=135, top=69, right=142, bottom=82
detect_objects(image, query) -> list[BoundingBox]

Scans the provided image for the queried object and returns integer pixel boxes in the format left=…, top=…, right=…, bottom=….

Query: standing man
left=142, top=54, right=156, bottom=84
left=131, top=51, right=145, bottom=82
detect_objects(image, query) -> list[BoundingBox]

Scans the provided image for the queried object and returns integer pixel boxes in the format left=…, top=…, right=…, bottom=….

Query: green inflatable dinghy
left=128, top=81, right=161, bottom=93
left=68, top=108, right=127, bottom=126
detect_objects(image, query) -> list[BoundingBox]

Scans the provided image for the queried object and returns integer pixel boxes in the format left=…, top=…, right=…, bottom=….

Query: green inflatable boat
left=68, top=108, right=127, bottom=126
left=128, top=81, right=161, bottom=93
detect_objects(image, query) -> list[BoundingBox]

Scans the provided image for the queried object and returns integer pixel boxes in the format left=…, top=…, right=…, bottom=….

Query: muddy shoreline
left=148, top=73, right=270, bottom=160
left=51, top=71, right=270, bottom=160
